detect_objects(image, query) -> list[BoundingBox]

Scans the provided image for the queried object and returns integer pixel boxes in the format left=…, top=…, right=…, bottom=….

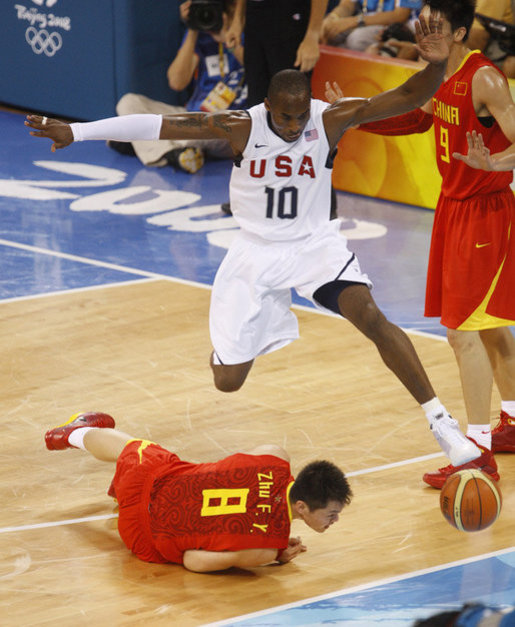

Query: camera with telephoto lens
left=475, top=13, right=515, bottom=56
left=186, top=0, right=224, bottom=32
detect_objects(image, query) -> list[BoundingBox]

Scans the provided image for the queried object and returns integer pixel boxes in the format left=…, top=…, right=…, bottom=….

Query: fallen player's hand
left=277, top=536, right=307, bottom=563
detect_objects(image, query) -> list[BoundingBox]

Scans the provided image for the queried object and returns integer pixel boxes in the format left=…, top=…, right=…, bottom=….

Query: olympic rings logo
left=25, top=27, right=62, bottom=57
left=31, top=1, right=59, bottom=7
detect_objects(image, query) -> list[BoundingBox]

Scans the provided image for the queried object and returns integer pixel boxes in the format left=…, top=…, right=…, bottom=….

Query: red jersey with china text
left=432, top=51, right=512, bottom=199
left=148, top=453, right=294, bottom=563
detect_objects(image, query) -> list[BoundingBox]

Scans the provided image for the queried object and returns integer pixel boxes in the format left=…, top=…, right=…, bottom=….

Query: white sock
left=68, top=427, right=94, bottom=450
left=501, top=401, right=515, bottom=417
left=466, top=424, right=491, bottom=450
left=421, top=397, right=449, bottom=425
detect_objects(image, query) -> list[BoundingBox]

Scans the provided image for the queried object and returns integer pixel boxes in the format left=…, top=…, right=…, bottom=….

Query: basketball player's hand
left=453, top=131, right=495, bottom=171
left=414, top=13, right=449, bottom=65
left=277, top=536, right=307, bottom=564
left=25, top=115, right=74, bottom=152
left=325, top=80, right=344, bottom=104
left=324, top=81, right=361, bottom=129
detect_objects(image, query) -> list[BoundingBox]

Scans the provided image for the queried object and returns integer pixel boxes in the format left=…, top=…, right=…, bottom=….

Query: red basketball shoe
left=422, top=439, right=499, bottom=489
left=45, top=412, right=115, bottom=450
left=492, top=411, right=515, bottom=453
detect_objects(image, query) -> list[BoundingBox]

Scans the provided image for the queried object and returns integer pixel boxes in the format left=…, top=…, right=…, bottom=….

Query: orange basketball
left=440, top=469, right=502, bottom=532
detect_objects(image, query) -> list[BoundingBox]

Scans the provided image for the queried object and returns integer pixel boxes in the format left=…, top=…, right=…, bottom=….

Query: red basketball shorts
left=425, top=188, right=515, bottom=330
left=108, top=439, right=180, bottom=564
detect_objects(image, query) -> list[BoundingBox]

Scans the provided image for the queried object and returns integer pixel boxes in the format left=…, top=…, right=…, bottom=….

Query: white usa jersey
left=229, top=99, right=333, bottom=241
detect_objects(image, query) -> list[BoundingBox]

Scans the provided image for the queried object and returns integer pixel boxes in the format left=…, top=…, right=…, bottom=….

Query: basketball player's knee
left=211, top=365, right=247, bottom=392
left=447, top=329, right=477, bottom=355
left=213, top=375, right=245, bottom=393
left=480, top=327, right=515, bottom=354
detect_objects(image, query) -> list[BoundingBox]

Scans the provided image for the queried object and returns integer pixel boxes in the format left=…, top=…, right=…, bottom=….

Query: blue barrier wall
left=1, top=0, right=185, bottom=120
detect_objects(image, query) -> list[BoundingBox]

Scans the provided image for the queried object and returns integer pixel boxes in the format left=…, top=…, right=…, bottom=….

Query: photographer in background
left=321, top=0, right=421, bottom=52
left=109, top=0, right=247, bottom=174
left=364, top=21, right=418, bottom=59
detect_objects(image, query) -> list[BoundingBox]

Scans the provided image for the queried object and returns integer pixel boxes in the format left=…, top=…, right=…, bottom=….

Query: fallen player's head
left=289, top=460, right=352, bottom=532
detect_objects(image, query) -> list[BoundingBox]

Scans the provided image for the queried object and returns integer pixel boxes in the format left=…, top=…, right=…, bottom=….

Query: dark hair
left=412, top=610, right=461, bottom=626
left=267, top=69, right=311, bottom=104
left=423, top=0, right=476, bottom=40
left=413, top=603, right=504, bottom=627
left=289, top=460, right=352, bottom=510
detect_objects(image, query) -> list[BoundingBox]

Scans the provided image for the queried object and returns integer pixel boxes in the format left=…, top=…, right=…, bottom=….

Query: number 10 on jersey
left=265, top=186, right=298, bottom=220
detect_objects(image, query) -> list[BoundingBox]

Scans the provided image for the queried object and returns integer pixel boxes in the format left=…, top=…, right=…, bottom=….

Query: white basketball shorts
left=209, top=220, right=372, bottom=364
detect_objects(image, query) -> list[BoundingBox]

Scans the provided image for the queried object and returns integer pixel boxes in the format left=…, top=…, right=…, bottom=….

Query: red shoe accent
left=422, top=438, right=499, bottom=489
left=45, top=411, right=115, bottom=450
left=492, top=411, right=515, bottom=453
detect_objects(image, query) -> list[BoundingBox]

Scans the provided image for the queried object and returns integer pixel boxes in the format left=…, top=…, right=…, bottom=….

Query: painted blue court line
left=204, top=547, right=515, bottom=627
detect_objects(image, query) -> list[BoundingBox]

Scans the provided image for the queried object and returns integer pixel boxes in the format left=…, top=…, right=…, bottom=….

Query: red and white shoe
left=422, top=438, right=499, bottom=489
left=492, top=411, right=515, bottom=453
left=45, top=411, right=115, bottom=450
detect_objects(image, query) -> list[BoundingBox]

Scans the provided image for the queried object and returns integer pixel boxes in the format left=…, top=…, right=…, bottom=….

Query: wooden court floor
left=1, top=279, right=514, bottom=626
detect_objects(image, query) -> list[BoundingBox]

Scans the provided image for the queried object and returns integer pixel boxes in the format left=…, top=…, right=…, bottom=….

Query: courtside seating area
left=2, top=3, right=513, bottom=207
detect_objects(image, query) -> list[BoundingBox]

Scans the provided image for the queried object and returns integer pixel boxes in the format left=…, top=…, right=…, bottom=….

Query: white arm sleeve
left=70, top=114, right=163, bottom=142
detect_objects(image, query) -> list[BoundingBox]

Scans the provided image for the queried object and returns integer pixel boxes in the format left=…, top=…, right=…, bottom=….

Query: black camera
left=378, top=22, right=415, bottom=58
left=475, top=13, right=515, bottom=56
left=380, top=23, right=415, bottom=44
left=186, top=0, right=224, bottom=33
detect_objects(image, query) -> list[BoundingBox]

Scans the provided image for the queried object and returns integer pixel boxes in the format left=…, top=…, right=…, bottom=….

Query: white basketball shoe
left=430, top=413, right=481, bottom=466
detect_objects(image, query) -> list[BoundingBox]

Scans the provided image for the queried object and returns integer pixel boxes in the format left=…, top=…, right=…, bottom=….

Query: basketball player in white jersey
left=25, top=13, right=481, bottom=468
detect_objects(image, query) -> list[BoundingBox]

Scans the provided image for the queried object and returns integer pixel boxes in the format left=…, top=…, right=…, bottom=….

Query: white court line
left=0, top=237, right=212, bottom=294
left=0, top=276, right=159, bottom=304
left=0, top=514, right=117, bottom=535
left=0, top=237, right=447, bottom=340
left=0, top=451, right=444, bottom=536
left=346, top=450, right=443, bottom=477
left=203, top=546, right=515, bottom=626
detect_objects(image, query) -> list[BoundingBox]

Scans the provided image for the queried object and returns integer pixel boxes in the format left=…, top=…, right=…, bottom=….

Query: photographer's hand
left=179, top=0, right=191, bottom=23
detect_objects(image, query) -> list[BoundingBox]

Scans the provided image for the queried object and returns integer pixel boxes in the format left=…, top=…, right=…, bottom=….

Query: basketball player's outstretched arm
left=323, top=13, right=449, bottom=150
left=25, top=109, right=252, bottom=156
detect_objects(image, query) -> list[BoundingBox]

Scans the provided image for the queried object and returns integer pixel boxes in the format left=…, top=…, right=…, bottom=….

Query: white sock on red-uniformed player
left=466, top=424, right=491, bottom=450
left=68, top=427, right=94, bottom=450
left=502, top=401, right=515, bottom=417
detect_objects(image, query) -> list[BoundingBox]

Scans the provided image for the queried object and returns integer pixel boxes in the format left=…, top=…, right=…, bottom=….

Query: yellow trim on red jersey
left=285, top=480, right=294, bottom=522
left=452, top=50, right=481, bottom=77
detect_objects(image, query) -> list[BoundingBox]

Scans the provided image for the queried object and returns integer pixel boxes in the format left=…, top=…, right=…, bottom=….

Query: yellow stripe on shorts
left=125, top=438, right=155, bottom=463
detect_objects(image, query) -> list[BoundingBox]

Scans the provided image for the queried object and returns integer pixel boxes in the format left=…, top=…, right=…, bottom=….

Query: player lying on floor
left=45, top=412, right=352, bottom=572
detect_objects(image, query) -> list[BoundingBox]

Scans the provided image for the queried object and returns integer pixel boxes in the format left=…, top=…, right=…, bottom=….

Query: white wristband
left=70, top=114, right=162, bottom=142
